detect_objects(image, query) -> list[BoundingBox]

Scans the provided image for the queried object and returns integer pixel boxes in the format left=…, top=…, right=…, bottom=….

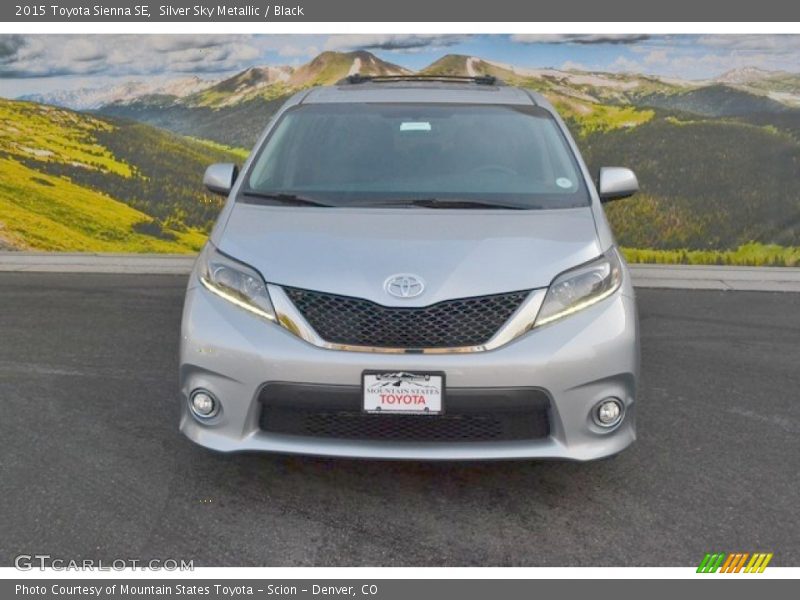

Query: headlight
left=534, top=248, right=622, bottom=327
left=198, top=244, right=276, bottom=321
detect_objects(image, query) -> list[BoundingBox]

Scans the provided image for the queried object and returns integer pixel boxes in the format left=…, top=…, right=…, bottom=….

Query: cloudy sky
left=2, top=34, right=800, bottom=96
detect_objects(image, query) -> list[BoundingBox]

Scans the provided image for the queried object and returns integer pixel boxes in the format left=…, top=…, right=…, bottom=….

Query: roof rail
left=339, top=74, right=500, bottom=86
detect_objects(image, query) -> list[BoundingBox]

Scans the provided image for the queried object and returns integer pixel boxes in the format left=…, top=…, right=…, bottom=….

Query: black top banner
left=3, top=0, right=799, bottom=22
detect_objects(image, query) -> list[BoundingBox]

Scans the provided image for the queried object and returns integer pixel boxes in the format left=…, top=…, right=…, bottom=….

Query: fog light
left=190, top=390, right=218, bottom=418
left=594, top=398, right=624, bottom=428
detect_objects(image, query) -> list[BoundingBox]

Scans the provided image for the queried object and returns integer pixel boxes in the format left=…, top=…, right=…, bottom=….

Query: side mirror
left=203, top=163, right=239, bottom=196
left=598, top=167, right=638, bottom=203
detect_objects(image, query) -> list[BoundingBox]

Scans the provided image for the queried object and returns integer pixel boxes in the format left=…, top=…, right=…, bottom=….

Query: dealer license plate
left=362, top=371, right=444, bottom=415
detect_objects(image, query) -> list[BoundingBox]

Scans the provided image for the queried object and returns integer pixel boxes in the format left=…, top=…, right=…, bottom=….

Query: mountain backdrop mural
left=2, top=35, right=799, bottom=265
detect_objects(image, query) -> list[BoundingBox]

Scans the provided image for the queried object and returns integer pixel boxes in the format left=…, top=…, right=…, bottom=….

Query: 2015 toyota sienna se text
left=179, top=75, right=640, bottom=461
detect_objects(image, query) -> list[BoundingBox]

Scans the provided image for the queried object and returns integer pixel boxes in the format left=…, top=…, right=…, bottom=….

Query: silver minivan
left=179, top=75, right=640, bottom=460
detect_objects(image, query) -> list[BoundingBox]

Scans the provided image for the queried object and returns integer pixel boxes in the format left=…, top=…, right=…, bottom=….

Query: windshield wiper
left=361, top=197, right=533, bottom=210
left=242, top=192, right=535, bottom=210
left=241, top=191, right=334, bottom=207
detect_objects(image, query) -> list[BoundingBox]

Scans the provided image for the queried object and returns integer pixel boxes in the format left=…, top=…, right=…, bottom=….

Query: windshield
left=243, top=103, right=589, bottom=209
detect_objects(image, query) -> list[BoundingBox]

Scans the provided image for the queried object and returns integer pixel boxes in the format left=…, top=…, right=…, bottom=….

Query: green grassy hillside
left=637, top=84, right=790, bottom=117
left=579, top=115, right=800, bottom=251
left=0, top=98, right=240, bottom=252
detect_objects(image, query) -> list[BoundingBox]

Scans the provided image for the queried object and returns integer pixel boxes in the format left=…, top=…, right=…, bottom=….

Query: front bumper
left=179, top=281, right=639, bottom=461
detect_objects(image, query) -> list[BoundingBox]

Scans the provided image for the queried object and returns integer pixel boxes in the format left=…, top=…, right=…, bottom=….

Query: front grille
left=258, top=384, right=551, bottom=443
left=284, top=287, right=530, bottom=349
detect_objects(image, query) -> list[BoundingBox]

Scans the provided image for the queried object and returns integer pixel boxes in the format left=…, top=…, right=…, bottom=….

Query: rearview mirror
left=598, top=167, right=638, bottom=203
left=203, top=163, right=239, bottom=196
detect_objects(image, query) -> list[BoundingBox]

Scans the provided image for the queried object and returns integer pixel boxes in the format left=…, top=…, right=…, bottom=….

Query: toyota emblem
left=384, top=274, right=425, bottom=299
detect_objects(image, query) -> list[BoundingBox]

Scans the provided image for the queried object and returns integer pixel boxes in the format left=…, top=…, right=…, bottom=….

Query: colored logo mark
left=697, top=552, right=773, bottom=573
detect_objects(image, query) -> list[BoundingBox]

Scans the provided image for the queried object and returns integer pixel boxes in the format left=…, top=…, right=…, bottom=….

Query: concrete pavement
left=1, top=273, right=798, bottom=566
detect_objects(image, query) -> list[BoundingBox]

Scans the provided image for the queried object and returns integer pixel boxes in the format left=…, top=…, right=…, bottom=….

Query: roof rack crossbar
left=340, top=74, right=499, bottom=86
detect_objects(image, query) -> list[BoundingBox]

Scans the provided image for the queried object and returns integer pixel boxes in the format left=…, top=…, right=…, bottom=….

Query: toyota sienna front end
left=179, top=76, right=640, bottom=461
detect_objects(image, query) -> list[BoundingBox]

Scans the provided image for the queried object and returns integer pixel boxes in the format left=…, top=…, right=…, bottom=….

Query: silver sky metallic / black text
left=158, top=5, right=305, bottom=18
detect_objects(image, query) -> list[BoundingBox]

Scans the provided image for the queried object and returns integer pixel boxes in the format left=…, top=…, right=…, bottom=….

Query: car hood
left=217, top=204, right=601, bottom=306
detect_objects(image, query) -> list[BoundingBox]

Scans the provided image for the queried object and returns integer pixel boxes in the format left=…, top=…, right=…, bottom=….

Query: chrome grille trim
left=268, top=284, right=546, bottom=354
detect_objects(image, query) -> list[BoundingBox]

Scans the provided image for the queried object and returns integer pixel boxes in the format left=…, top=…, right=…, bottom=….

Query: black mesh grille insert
left=258, top=384, right=551, bottom=443
left=260, top=408, right=549, bottom=442
left=284, top=287, right=530, bottom=348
